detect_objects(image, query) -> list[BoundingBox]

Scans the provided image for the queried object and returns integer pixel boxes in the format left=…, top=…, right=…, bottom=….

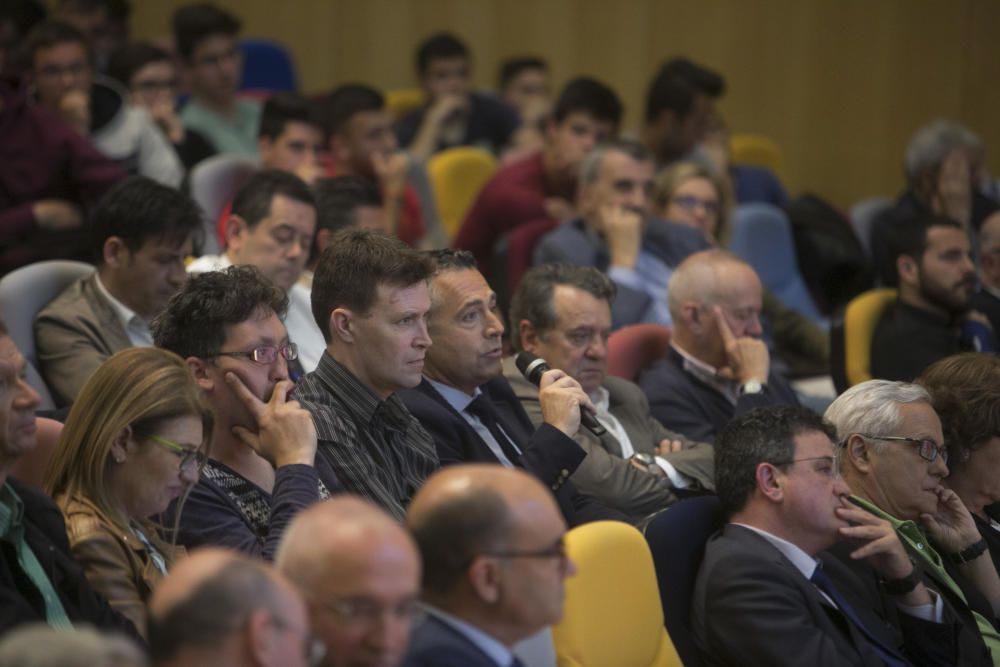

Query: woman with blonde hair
left=44, top=347, right=212, bottom=637
left=653, top=160, right=731, bottom=243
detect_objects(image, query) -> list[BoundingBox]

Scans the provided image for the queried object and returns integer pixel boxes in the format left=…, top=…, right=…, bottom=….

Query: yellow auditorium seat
left=427, top=147, right=498, bottom=240
left=843, top=287, right=897, bottom=387
left=385, top=88, right=425, bottom=120
left=729, top=133, right=784, bottom=178
left=553, top=521, right=683, bottom=667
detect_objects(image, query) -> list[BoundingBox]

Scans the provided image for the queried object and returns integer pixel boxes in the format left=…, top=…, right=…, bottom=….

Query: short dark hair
left=645, top=57, right=725, bottom=124
left=321, top=83, right=385, bottom=136
left=497, top=56, right=547, bottom=91
left=23, top=19, right=91, bottom=66
left=258, top=92, right=322, bottom=141
left=715, top=406, right=836, bottom=518
left=552, top=76, right=623, bottom=129
left=152, top=265, right=289, bottom=360
left=509, top=264, right=616, bottom=352
left=314, top=176, right=383, bottom=233
left=107, top=41, right=172, bottom=89
left=416, top=32, right=468, bottom=75
left=311, top=230, right=434, bottom=342
left=409, top=488, right=512, bottom=596
left=883, top=213, right=964, bottom=286
left=172, top=2, right=240, bottom=62
left=89, top=176, right=203, bottom=264
left=231, top=169, right=316, bottom=230
left=918, top=353, right=1000, bottom=466
left=428, top=248, right=477, bottom=274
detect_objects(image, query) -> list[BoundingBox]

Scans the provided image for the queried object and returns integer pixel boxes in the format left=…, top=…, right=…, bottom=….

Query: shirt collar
left=589, top=385, right=611, bottom=413
left=95, top=272, right=146, bottom=331
left=426, top=377, right=481, bottom=414
left=734, top=522, right=820, bottom=579
left=316, top=353, right=400, bottom=426
left=0, top=482, right=24, bottom=542
left=982, top=283, right=1000, bottom=301
left=424, top=605, right=514, bottom=667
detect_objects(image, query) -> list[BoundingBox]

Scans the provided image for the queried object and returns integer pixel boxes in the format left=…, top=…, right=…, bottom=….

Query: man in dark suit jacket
left=972, top=212, right=1000, bottom=336
left=638, top=250, right=799, bottom=443
left=532, top=140, right=709, bottom=330
left=397, top=250, right=624, bottom=526
left=694, top=406, right=960, bottom=667
left=404, top=465, right=574, bottom=667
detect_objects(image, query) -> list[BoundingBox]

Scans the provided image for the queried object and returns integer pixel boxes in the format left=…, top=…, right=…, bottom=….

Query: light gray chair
left=188, top=154, right=259, bottom=255
left=849, top=196, right=893, bottom=259
left=0, top=260, right=95, bottom=410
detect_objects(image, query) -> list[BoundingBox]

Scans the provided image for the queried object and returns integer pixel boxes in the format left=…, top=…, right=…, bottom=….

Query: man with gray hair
left=532, top=140, right=709, bottom=329
left=825, top=380, right=1000, bottom=663
left=637, top=249, right=799, bottom=442
left=148, top=548, right=319, bottom=667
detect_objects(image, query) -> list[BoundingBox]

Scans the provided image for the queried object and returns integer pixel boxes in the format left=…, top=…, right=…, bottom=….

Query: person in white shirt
left=188, top=169, right=326, bottom=372
left=34, top=176, right=200, bottom=406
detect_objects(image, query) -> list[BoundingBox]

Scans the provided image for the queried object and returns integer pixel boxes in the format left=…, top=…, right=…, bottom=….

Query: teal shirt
left=180, top=98, right=261, bottom=157
left=0, top=483, right=72, bottom=628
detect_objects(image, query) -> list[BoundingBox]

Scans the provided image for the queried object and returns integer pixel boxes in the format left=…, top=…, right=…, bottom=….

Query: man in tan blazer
left=504, top=263, right=714, bottom=523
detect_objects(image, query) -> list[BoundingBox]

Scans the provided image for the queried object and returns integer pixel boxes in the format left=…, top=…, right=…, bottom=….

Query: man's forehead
left=376, top=280, right=430, bottom=312
left=926, top=225, right=970, bottom=250
left=600, top=151, right=651, bottom=179
left=552, top=285, right=610, bottom=326
left=223, top=308, right=286, bottom=345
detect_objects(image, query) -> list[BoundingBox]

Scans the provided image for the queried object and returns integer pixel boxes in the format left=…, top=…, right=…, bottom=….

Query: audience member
left=533, top=141, right=709, bottom=328
left=397, top=250, right=623, bottom=526
left=277, top=496, right=422, bottom=667
left=0, top=1, right=46, bottom=77
left=403, top=464, right=574, bottom=667
left=395, top=32, right=520, bottom=160
left=699, top=114, right=790, bottom=208
left=0, top=623, right=146, bottom=667
left=871, top=214, right=987, bottom=381
left=322, top=83, right=426, bottom=246
left=189, top=169, right=326, bottom=371
left=43, top=347, right=212, bottom=638
left=497, top=56, right=551, bottom=126
left=918, top=354, right=1000, bottom=575
left=153, top=266, right=335, bottom=560
left=455, top=76, right=622, bottom=277
left=25, top=20, right=183, bottom=186
left=826, top=380, right=1000, bottom=662
left=106, top=41, right=216, bottom=170
left=641, top=57, right=725, bottom=168
left=693, top=405, right=957, bottom=666
left=0, top=322, right=139, bottom=638
left=148, top=548, right=318, bottom=667
left=872, top=120, right=999, bottom=284
left=505, top=263, right=715, bottom=521
left=638, top=250, right=799, bottom=442
left=653, top=160, right=829, bottom=377
left=54, top=0, right=130, bottom=73
left=35, top=176, right=200, bottom=406
left=173, top=2, right=261, bottom=156
left=295, top=230, right=438, bottom=520
left=972, top=212, right=1000, bottom=334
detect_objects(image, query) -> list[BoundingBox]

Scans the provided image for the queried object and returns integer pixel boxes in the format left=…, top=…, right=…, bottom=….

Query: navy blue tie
left=466, top=394, right=522, bottom=465
left=810, top=564, right=908, bottom=667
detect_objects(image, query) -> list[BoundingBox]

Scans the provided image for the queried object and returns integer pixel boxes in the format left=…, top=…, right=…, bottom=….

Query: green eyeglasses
left=147, top=434, right=208, bottom=472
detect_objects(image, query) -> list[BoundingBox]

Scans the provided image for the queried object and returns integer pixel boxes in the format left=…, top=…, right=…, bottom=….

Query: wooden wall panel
left=132, top=0, right=1000, bottom=209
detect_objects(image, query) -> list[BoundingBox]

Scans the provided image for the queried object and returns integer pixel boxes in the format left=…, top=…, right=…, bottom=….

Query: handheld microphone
left=514, top=351, right=607, bottom=437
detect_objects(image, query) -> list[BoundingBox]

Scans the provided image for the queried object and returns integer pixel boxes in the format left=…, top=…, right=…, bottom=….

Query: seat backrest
left=0, top=260, right=95, bottom=410
left=385, top=88, right=426, bottom=120
left=188, top=154, right=259, bottom=255
left=239, top=38, right=298, bottom=93
left=427, top=147, right=497, bottom=240
left=843, top=287, right=897, bottom=387
left=607, top=324, right=671, bottom=382
left=849, top=196, right=893, bottom=259
left=644, top=496, right=724, bottom=667
left=553, top=520, right=682, bottom=667
left=728, top=203, right=825, bottom=323
left=729, top=133, right=784, bottom=179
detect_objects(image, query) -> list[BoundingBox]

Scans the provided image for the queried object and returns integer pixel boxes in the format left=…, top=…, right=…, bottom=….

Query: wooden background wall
left=132, top=0, right=1000, bottom=210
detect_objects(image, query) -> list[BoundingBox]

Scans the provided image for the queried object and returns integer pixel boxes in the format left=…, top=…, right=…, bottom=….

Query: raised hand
left=714, top=306, right=769, bottom=384
left=226, top=373, right=317, bottom=468
left=921, top=485, right=981, bottom=553
left=538, top=368, right=596, bottom=438
left=598, top=204, right=643, bottom=269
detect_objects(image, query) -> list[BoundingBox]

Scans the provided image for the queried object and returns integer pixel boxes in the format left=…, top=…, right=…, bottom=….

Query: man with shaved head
left=148, top=548, right=318, bottom=667
left=276, top=496, right=422, bottom=667
left=403, top=465, right=575, bottom=667
left=638, top=249, right=799, bottom=442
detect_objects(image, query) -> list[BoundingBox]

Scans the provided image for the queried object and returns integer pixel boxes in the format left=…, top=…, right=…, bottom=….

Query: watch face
left=742, top=380, right=763, bottom=395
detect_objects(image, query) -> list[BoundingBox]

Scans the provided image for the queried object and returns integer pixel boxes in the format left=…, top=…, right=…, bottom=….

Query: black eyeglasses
left=770, top=455, right=841, bottom=479
left=859, top=434, right=948, bottom=464
left=484, top=539, right=571, bottom=570
left=214, top=343, right=298, bottom=365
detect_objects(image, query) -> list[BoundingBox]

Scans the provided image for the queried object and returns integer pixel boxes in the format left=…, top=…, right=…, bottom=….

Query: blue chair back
left=239, top=39, right=297, bottom=93
left=644, top=496, right=723, bottom=667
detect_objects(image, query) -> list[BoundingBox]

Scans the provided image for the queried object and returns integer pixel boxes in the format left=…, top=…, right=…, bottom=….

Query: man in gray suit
left=504, top=263, right=714, bottom=522
left=34, top=176, right=201, bottom=406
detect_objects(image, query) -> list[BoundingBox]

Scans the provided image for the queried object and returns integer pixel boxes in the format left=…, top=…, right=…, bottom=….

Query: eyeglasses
left=147, top=434, right=208, bottom=472
left=485, top=539, right=572, bottom=570
left=671, top=194, right=720, bottom=216
left=214, top=343, right=298, bottom=365
left=771, top=455, right=841, bottom=479
left=859, top=434, right=948, bottom=464
left=319, top=597, right=425, bottom=626
left=193, top=47, right=241, bottom=69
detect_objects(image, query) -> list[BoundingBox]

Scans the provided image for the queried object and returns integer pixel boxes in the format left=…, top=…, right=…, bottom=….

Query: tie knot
left=466, top=393, right=496, bottom=421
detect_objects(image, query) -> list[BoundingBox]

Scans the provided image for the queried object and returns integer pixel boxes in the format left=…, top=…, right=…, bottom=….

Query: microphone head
left=515, top=351, right=550, bottom=386
left=514, top=351, right=538, bottom=376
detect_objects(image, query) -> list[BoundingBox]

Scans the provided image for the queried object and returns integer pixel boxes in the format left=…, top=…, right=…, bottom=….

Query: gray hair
left=0, top=625, right=146, bottom=667
left=578, top=140, right=653, bottom=186
left=904, top=119, right=981, bottom=188
left=824, top=380, right=931, bottom=451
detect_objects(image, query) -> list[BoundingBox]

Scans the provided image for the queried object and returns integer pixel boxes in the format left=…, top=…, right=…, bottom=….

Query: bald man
left=403, top=465, right=575, bottom=667
left=637, top=250, right=799, bottom=442
left=276, top=496, right=422, bottom=667
left=148, top=548, right=317, bottom=667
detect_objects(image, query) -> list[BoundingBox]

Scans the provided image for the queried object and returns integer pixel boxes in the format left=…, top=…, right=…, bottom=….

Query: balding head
left=149, top=548, right=312, bottom=667
left=276, top=497, right=420, bottom=667
left=979, top=211, right=1000, bottom=289
left=407, top=465, right=573, bottom=647
left=667, top=249, right=764, bottom=368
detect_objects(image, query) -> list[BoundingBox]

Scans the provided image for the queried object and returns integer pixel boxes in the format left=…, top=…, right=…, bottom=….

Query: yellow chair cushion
left=553, top=521, right=682, bottom=667
left=385, top=88, right=425, bottom=120
left=729, top=133, right=784, bottom=179
left=844, top=287, right=898, bottom=387
left=427, top=147, right=498, bottom=240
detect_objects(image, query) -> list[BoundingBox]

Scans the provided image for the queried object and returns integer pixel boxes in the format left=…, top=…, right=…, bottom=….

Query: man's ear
left=329, top=132, right=350, bottom=165
left=896, top=254, right=920, bottom=287
left=315, top=228, right=333, bottom=257
left=103, top=236, right=129, bottom=269
left=257, top=136, right=273, bottom=164
left=330, top=308, right=354, bottom=343
left=844, top=434, right=873, bottom=474
left=520, top=320, right=540, bottom=354
left=185, top=356, right=215, bottom=392
left=755, top=462, right=784, bottom=503
left=467, top=556, right=501, bottom=605
left=246, top=609, right=274, bottom=663
left=681, top=300, right=704, bottom=334
left=225, top=215, right=249, bottom=251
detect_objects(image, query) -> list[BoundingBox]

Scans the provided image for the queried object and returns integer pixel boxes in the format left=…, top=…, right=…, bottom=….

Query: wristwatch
left=880, top=557, right=922, bottom=596
left=739, top=379, right=766, bottom=396
left=950, top=538, right=989, bottom=565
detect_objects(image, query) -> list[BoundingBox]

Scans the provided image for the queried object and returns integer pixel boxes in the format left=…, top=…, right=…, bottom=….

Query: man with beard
left=871, top=214, right=990, bottom=381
